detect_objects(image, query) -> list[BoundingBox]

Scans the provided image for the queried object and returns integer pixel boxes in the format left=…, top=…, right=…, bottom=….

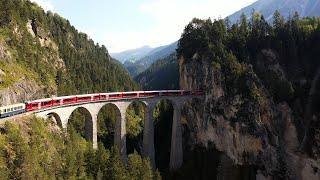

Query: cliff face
left=0, top=20, right=64, bottom=106
left=179, top=52, right=320, bottom=179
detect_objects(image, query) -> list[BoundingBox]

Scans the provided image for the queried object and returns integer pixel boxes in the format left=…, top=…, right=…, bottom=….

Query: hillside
left=228, top=0, right=320, bottom=23
left=123, top=41, right=177, bottom=77
left=0, top=116, right=158, bottom=179
left=175, top=14, right=320, bottom=179
left=135, top=53, right=179, bottom=90
left=0, top=0, right=137, bottom=106
left=134, top=0, right=320, bottom=92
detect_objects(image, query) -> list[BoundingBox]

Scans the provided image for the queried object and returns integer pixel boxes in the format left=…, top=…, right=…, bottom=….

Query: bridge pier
left=91, top=115, right=98, bottom=149
left=143, top=100, right=157, bottom=169
left=114, top=102, right=130, bottom=162
left=170, top=101, right=183, bottom=171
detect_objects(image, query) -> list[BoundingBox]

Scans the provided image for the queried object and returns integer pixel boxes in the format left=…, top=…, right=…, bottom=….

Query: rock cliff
left=0, top=19, right=64, bottom=105
left=179, top=51, right=320, bottom=179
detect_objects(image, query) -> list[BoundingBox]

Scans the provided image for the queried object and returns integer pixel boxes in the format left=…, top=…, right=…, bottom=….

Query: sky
left=30, top=0, right=257, bottom=53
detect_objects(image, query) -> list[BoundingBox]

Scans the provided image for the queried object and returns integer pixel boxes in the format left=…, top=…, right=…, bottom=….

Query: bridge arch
left=125, top=100, right=149, bottom=155
left=31, top=94, right=202, bottom=170
left=159, top=98, right=185, bottom=170
left=96, top=103, right=122, bottom=149
left=68, top=106, right=94, bottom=143
left=46, top=112, right=63, bottom=128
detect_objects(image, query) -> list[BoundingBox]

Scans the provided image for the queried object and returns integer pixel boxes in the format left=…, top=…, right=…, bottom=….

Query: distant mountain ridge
left=134, top=53, right=179, bottom=90
left=228, top=0, right=320, bottom=23
left=122, top=41, right=178, bottom=77
left=111, top=46, right=153, bottom=63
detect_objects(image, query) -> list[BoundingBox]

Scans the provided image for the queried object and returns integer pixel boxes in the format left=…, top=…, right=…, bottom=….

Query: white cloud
left=106, top=0, right=257, bottom=53
left=30, top=0, right=54, bottom=12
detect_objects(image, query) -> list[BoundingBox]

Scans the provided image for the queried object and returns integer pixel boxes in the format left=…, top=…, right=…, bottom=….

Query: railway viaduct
left=35, top=95, right=202, bottom=170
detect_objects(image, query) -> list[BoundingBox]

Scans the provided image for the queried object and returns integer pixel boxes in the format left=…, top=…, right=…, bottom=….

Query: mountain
left=134, top=0, right=320, bottom=91
left=110, top=45, right=153, bottom=63
left=0, top=0, right=137, bottom=105
left=228, top=0, right=320, bottom=23
left=135, top=53, right=179, bottom=90
left=124, top=41, right=178, bottom=77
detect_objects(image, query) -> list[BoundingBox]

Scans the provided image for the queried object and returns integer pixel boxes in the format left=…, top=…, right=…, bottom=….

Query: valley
left=0, top=0, right=320, bottom=179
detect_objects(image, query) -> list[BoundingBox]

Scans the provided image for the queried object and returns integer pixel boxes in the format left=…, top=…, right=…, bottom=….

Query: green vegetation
left=0, top=1, right=162, bottom=179
left=126, top=102, right=145, bottom=155
left=135, top=53, right=179, bottom=90
left=0, top=117, right=159, bottom=179
left=178, top=12, right=320, bottom=104
left=153, top=100, right=173, bottom=177
left=0, top=0, right=137, bottom=95
left=175, top=10, right=320, bottom=177
left=178, top=11, right=320, bottom=132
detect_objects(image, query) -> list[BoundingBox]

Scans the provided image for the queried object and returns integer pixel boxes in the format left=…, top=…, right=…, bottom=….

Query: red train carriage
left=61, top=96, right=77, bottom=105
left=76, top=94, right=92, bottom=102
left=26, top=101, right=41, bottom=111
left=108, top=92, right=123, bottom=99
left=122, top=92, right=139, bottom=98
left=99, top=93, right=109, bottom=100
left=140, top=91, right=160, bottom=97
left=24, top=90, right=204, bottom=112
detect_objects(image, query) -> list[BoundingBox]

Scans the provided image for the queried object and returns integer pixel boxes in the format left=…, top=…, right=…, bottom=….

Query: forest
left=1, top=0, right=320, bottom=179
left=0, top=0, right=137, bottom=96
left=0, top=0, right=159, bottom=179
left=0, top=117, right=161, bottom=179
left=175, top=10, right=320, bottom=178
left=135, top=53, right=179, bottom=90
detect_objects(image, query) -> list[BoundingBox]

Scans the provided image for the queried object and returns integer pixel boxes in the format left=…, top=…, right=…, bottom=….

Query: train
left=0, top=90, right=203, bottom=119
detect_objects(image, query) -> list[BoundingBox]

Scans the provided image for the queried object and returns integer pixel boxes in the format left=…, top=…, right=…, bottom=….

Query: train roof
left=26, top=98, right=52, bottom=103
left=0, top=103, right=25, bottom=110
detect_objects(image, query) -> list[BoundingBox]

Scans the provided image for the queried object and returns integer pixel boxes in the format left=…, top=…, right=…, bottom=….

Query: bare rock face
left=0, top=20, right=65, bottom=106
left=179, top=51, right=320, bottom=179
left=0, top=78, right=44, bottom=106
left=0, top=42, right=12, bottom=62
left=26, top=19, right=65, bottom=70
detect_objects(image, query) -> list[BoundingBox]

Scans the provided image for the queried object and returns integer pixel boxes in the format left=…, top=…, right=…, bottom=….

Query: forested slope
left=135, top=53, right=179, bottom=90
left=0, top=1, right=159, bottom=179
left=0, top=117, right=160, bottom=179
left=0, top=0, right=137, bottom=106
left=175, top=12, right=320, bottom=179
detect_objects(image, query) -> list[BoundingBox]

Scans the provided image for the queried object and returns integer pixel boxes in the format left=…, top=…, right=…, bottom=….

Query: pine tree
left=273, top=10, right=285, bottom=31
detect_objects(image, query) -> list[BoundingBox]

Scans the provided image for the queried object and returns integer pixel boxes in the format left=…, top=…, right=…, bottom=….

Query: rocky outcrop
left=0, top=77, right=44, bottom=106
left=179, top=50, right=320, bottom=179
left=0, top=17, right=71, bottom=106
left=26, top=20, right=65, bottom=70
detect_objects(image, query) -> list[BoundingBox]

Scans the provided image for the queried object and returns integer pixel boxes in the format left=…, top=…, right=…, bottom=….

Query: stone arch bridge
left=35, top=92, right=203, bottom=170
